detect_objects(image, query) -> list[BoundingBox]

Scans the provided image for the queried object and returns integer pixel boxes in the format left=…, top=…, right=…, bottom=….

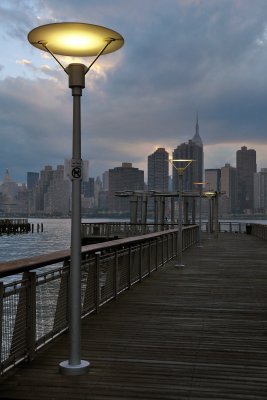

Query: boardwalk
left=0, top=233, right=267, bottom=399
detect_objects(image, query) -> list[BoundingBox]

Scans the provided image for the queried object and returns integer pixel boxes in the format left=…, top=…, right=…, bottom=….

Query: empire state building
left=172, top=115, right=204, bottom=191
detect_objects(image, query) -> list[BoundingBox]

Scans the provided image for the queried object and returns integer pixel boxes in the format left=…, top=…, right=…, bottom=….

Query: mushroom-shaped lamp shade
left=28, top=22, right=124, bottom=57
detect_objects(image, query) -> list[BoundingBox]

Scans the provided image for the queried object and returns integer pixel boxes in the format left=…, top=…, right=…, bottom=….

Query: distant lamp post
left=204, top=191, right=216, bottom=239
left=28, top=22, right=124, bottom=376
left=193, top=182, right=208, bottom=247
left=169, top=159, right=193, bottom=267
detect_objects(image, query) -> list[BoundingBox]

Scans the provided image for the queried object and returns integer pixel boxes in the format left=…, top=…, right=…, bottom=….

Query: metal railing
left=0, top=225, right=198, bottom=375
left=250, top=223, right=267, bottom=240
left=82, top=221, right=247, bottom=239
left=217, top=222, right=246, bottom=233
left=81, top=222, right=176, bottom=239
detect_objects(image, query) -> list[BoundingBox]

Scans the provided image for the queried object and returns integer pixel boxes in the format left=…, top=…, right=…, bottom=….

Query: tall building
left=236, top=146, right=257, bottom=212
left=147, top=148, right=169, bottom=192
left=172, top=115, right=204, bottom=191
left=254, top=168, right=267, bottom=213
left=205, top=169, right=221, bottom=192
left=108, top=163, right=144, bottom=213
left=32, top=165, right=70, bottom=215
left=33, top=165, right=53, bottom=212
left=82, top=177, right=95, bottom=198
left=27, top=172, right=39, bottom=215
left=0, top=169, right=19, bottom=199
left=102, top=171, right=109, bottom=191
left=44, top=165, right=70, bottom=216
left=0, top=169, right=25, bottom=215
left=27, top=172, right=39, bottom=190
left=220, top=163, right=237, bottom=214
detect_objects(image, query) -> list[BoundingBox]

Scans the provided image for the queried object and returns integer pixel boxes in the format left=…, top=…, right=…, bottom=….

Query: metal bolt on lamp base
left=59, top=360, right=90, bottom=376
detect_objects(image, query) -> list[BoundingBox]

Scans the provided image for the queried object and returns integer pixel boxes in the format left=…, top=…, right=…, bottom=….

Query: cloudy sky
left=1, top=0, right=267, bottom=183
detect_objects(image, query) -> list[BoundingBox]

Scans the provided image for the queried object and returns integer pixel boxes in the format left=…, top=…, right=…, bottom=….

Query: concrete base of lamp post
left=59, top=360, right=90, bottom=376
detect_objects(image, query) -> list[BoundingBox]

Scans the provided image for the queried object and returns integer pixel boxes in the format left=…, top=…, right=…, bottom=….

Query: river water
left=0, top=217, right=266, bottom=263
left=0, top=218, right=121, bottom=263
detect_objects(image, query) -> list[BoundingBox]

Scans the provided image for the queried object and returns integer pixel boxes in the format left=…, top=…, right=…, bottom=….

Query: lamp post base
left=59, top=360, right=90, bottom=376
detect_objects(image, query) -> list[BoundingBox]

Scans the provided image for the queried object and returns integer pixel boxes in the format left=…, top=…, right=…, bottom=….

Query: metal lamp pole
left=204, top=191, right=216, bottom=240
left=177, top=170, right=184, bottom=266
left=28, top=22, right=124, bottom=376
left=169, top=159, right=193, bottom=267
left=60, top=63, right=88, bottom=374
left=193, top=182, right=207, bottom=248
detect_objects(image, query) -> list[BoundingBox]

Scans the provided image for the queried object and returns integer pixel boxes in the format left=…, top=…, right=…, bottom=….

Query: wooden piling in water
left=0, top=219, right=43, bottom=235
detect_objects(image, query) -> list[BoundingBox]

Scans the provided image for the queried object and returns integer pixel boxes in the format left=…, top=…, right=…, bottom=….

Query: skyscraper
left=108, top=163, right=144, bottom=213
left=220, top=163, right=237, bottom=214
left=27, top=172, right=39, bottom=191
left=253, top=168, right=267, bottom=213
left=147, top=148, right=169, bottom=192
left=173, top=115, right=203, bottom=191
left=44, top=165, right=70, bottom=216
left=236, top=146, right=257, bottom=212
left=31, top=165, right=70, bottom=215
left=205, top=169, right=221, bottom=192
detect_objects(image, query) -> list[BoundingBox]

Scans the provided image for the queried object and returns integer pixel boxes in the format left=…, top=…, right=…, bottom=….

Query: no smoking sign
left=71, top=159, right=83, bottom=180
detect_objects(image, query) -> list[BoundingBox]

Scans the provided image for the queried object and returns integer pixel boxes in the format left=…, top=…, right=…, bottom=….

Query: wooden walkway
left=1, top=233, right=267, bottom=399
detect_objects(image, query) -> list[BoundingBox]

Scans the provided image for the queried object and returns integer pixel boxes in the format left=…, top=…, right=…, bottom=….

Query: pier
left=0, top=219, right=43, bottom=235
left=0, top=219, right=31, bottom=235
left=0, top=225, right=267, bottom=398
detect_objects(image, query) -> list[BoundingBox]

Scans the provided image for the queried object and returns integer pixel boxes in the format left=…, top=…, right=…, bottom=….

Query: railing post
left=162, top=235, right=164, bottom=266
left=139, top=243, right=143, bottom=282
left=0, top=282, right=3, bottom=369
left=95, top=252, right=101, bottom=313
left=156, top=238, right=159, bottom=270
left=114, top=249, right=118, bottom=299
left=166, top=233, right=169, bottom=261
left=148, top=240, right=151, bottom=276
left=173, top=232, right=176, bottom=258
left=26, top=271, right=36, bottom=361
left=128, top=246, right=132, bottom=289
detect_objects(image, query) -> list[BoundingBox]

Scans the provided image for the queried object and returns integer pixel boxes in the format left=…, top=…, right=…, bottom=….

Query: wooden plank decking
left=0, top=233, right=267, bottom=399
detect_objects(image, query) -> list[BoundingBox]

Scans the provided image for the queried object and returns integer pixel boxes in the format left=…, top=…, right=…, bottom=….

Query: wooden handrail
left=0, top=227, right=196, bottom=278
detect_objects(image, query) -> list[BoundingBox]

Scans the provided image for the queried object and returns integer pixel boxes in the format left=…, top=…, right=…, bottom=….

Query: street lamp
left=193, top=182, right=208, bottom=247
left=28, top=22, right=124, bottom=376
left=203, top=191, right=216, bottom=239
left=169, top=159, right=193, bottom=267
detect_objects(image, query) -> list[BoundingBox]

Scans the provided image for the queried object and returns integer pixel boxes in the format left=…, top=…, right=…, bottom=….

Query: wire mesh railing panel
left=141, top=242, right=149, bottom=277
left=131, top=245, right=140, bottom=283
left=99, top=254, right=115, bottom=305
left=157, top=237, right=163, bottom=267
left=36, top=271, right=61, bottom=344
left=150, top=240, right=158, bottom=272
left=51, top=267, right=69, bottom=336
left=162, top=236, right=168, bottom=264
left=81, top=259, right=96, bottom=315
left=1, top=280, right=27, bottom=370
left=117, top=249, right=130, bottom=292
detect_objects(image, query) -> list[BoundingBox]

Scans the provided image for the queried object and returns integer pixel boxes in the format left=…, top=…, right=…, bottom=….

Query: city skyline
left=1, top=143, right=265, bottom=216
left=1, top=1, right=267, bottom=182
left=0, top=141, right=260, bottom=186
